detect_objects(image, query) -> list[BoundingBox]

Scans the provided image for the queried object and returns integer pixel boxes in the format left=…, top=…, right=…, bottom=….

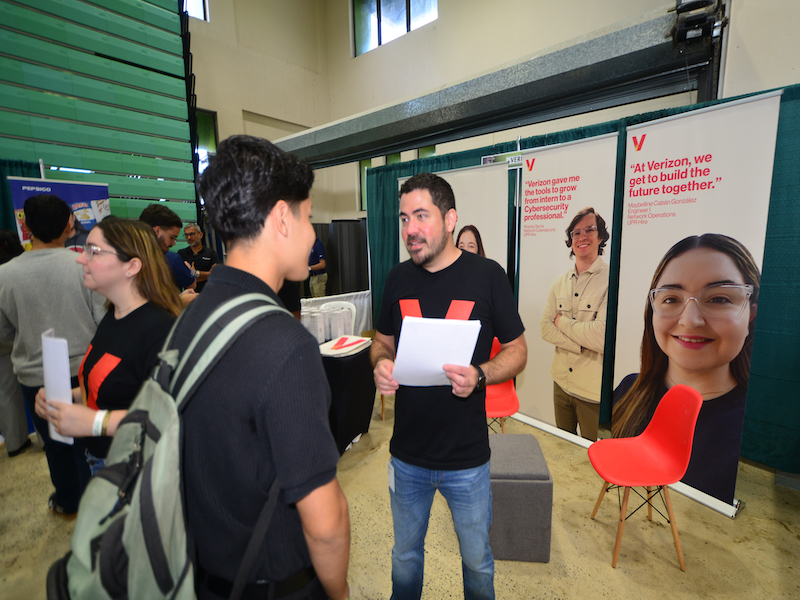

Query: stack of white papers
left=392, top=317, right=481, bottom=387
left=41, top=329, right=74, bottom=445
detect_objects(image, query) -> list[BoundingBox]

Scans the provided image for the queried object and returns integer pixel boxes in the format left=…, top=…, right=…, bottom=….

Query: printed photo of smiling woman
left=612, top=233, right=760, bottom=504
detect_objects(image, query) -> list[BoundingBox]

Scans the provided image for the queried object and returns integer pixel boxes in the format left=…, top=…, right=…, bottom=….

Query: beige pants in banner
left=553, top=382, right=599, bottom=441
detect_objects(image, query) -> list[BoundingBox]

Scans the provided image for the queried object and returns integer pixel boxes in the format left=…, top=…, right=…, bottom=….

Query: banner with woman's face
left=613, top=93, right=781, bottom=506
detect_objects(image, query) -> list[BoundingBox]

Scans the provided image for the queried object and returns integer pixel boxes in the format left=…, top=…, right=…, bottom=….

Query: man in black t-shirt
left=182, top=136, right=350, bottom=600
left=371, top=173, right=527, bottom=600
left=177, top=222, right=219, bottom=293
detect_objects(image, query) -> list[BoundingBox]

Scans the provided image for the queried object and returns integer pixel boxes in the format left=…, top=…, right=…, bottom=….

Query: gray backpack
left=47, top=293, right=290, bottom=600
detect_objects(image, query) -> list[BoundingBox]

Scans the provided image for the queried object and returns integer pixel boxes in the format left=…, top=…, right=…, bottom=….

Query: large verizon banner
left=613, top=93, right=781, bottom=506
left=516, top=134, right=618, bottom=431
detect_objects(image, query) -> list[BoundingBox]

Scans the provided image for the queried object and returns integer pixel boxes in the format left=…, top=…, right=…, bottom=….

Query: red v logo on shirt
left=82, top=352, right=121, bottom=410
left=399, top=299, right=475, bottom=320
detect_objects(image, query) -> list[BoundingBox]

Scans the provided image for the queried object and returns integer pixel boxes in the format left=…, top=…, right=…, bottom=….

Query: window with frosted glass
left=354, top=0, right=378, bottom=56
left=354, top=0, right=437, bottom=56
left=410, top=0, right=437, bottom=30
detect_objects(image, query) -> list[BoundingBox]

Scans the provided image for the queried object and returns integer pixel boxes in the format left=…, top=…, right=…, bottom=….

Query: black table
left=322, top=344, right=377, bottom=455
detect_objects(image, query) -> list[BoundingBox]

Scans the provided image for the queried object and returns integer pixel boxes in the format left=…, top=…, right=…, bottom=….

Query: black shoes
left=7, top=438, right=32, bottom=458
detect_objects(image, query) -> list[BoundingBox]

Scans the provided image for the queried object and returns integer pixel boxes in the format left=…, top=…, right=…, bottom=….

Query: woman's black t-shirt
left=79, top=302, right=174, bottom=458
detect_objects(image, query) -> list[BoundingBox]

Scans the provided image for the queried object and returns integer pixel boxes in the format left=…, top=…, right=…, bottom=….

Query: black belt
left=196, top=564, right=316, bottom=600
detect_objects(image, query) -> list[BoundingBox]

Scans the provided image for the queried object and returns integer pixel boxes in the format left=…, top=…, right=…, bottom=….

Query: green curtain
left=367, top=84, right=800, bottom=473
left=0, top=158, right=39, bottom=230
left=740, top=85, right=800, bottom=472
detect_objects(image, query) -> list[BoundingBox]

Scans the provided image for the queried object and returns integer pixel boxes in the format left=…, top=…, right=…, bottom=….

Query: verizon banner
left=613, top=93, right=781, bottom=506
left=516, top=134, right=618, bottom=432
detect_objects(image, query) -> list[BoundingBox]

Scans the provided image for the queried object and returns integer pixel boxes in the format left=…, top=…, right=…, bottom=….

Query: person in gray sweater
left=0, top=229, right=30, bottom=457
left=0, top=195, right=105, bottom=516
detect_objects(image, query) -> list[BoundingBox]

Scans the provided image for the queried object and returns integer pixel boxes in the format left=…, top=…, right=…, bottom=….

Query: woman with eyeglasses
left=35, top=217, right=182, bottom=473
left=612, top=233, right=759, bottom=503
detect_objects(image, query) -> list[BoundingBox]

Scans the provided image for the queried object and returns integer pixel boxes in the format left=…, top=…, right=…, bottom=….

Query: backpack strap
left=228, top=477, right=281, bottom=600
left=170, top=293, right=290, bottom=409
left=151, top=294, right=274, bottom=395
left=169, top=293, right=290, bottom=598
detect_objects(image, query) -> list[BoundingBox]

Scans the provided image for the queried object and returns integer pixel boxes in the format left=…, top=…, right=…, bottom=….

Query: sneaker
left=48, top=493, right=77, bottom=520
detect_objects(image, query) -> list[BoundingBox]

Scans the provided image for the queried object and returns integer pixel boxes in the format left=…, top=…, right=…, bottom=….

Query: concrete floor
left=2, top=394, right=799, bottom=600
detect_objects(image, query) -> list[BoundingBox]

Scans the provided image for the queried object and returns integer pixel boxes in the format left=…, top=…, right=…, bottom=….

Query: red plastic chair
left=485, top=338, right=519, bottom=433
left=588, top=384, right=703, bottom=571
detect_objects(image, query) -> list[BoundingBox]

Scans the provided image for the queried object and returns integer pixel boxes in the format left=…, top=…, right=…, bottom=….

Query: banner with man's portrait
left=516, top=134, right=618, bottom=435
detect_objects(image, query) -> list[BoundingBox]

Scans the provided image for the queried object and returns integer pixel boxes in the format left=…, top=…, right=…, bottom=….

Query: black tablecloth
left=322, top=345, right=376, bottom=455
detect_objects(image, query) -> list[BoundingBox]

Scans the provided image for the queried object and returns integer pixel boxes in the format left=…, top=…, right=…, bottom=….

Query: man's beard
left=406, top=227, right=448, bottom=267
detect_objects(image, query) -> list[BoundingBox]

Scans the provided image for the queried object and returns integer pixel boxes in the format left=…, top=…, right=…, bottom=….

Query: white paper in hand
left=41, top=329, right=74, bottom=445
left=392, top=316, right=481, bottom=387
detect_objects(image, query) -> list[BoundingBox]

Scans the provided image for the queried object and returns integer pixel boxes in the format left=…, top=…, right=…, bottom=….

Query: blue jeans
left=389, top=457, right=494, bottom=600
left=85, top=448, right=106, bottom=476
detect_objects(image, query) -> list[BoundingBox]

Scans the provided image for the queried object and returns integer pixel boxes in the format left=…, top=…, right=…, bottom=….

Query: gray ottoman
left=489, top=434, right=553, bottom=562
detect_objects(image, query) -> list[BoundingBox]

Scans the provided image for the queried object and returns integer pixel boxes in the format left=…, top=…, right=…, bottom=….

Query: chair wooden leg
left=663, top=486, right=686, bottom=571
left=590, top=480, right=610, bottom=519
left=381, top=394, right=385, bottom=421
left=500, top=417, right=506, bottom=433
left=611, top=487, right=630, bottom=568
left=646, top=486, right=654, bottom=521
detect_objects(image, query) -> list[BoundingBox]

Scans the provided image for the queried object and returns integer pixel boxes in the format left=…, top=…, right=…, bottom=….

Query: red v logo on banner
left=526, top=158, right=535, bottom=171
left=399, top=299, right=475, bottom=320
left=632, top=134, right=646, bottom=152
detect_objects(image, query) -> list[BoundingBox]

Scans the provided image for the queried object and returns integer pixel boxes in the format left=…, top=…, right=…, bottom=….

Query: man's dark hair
left=138, top=203, right=183, bottom=230
left=198, top=135, right=314, bottom=244
left=399, top=173, right=455, bottom=219
left=23, top=194, right=72, bottom=243
left=564, top=206, right=610, bottom=257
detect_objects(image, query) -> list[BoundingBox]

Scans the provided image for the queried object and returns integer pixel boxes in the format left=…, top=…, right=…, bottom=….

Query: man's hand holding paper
left=391, top=316, right=481, bottom=389
left=442, top=364, right=479, bottom=398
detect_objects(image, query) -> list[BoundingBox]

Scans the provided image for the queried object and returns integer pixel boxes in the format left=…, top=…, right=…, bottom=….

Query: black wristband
left=474, top=364, right=486, bottom=392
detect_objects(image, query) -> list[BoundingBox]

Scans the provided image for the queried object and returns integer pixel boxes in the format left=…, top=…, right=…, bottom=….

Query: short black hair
left=23, top=195, right=72, bottom=243
left=399, top=173, right=455, bottom=219
left=138, top=203, right=183, bottom=230
left=564, top=207, right=610, bottom=257
left=199, top=135, right=314, bottom=245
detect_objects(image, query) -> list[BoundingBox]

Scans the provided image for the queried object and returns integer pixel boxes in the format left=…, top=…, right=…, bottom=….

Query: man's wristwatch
left=473, top=364, right=486, bottom=393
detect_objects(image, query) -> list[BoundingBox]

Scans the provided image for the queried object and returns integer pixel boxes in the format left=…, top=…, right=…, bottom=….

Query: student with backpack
left=183, top=136, right=350, bottom=600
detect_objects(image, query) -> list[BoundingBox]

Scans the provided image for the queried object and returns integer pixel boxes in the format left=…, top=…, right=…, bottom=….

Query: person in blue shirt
left=138, top=203, right=196, bottom=294
left=308, top=238, right=327, bottom=297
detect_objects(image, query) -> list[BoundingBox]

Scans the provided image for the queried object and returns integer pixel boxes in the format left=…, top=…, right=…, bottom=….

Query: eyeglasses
left=83, top=244, right=121, bottom=261
left=570, top=225, right=598, bottom=239
left=649, top=284, right=754, bottom=320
